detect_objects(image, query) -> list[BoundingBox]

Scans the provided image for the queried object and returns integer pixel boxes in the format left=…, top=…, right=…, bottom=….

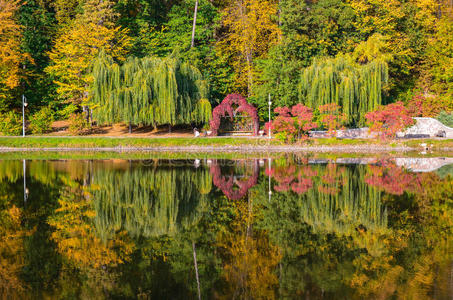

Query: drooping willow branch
left=299, top=54, right=388, bottom=126
left=91, top=50, right=212, bottom=127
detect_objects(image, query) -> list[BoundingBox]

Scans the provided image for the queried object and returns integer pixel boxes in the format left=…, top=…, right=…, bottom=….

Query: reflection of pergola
left=209, top=160, right=259, bottom=200
left=209, top=94, right=259, bottom=136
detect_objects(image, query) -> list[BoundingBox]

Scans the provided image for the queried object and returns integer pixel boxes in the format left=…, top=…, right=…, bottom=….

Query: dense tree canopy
left=0, top=0, right=451, bottom=128
left=0, top=0, right=31, bottom=111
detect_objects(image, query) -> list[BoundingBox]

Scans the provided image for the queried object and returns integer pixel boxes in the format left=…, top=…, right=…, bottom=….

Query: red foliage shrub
left=209, top=94, right=259, bottom=136
left=271, top=104, right=317, bottom=142
left=316, top=103, right=347, bottom=136
left=407, top=94, right=453, bottom=117
left=365, top=102, right=415, bottom=139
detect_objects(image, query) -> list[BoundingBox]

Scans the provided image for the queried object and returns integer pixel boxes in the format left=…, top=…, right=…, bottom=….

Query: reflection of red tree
left=268, top=163, right=345, bottom=195
left=365, top=161, right=422, bottom=195
left=317, top=185, right=339, bottom=195
left=292, top=177, right=313, bottom=194
left=210, top=160, right=259, bottom=200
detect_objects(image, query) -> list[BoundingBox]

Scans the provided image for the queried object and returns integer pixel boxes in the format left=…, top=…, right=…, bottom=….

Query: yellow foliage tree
left=348, top=0, right=429, bottom=85
left=0, top=0, right=31, bottom=105
left=217, top=0, right=280, bottom=96
left=46, top=0, right=130, bottom=105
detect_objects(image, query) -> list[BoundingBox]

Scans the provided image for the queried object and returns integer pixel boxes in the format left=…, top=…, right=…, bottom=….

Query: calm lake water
left=0, top=155, right=452, bottom=299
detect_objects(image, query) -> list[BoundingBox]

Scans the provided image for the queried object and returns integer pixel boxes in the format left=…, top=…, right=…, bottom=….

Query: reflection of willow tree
left=91, top=164, right=212, bottom=239
left=257, top=160, right=453, bottom=299
left=269, top=163, right=388, bottom=237
left=47, top=178, right=136, bottom=299
left=48, top=183, right=135, bottom=269
left=368, top=171, right=453, bottom=299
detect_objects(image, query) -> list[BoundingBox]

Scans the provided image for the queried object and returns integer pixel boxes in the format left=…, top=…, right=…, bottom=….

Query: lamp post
left=268, top=94, right=272, bottom=139
left=22, top=94, right=27, bottom=137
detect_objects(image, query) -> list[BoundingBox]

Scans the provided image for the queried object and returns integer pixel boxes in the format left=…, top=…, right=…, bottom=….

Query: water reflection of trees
left=258, top=159, right=453, bottom=299
left=91, top=164, right=212, bottom=239
left=267, top=162, right=388, bottom=236
left=210, top=159, right=259, bottom=200
left=0, top=158, right=451, bottom=299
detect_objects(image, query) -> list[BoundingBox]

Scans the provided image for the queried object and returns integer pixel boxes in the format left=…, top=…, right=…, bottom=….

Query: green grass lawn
left=0, top=136, right=451, bottom=150
left=0, top=136, right=278, bottom=148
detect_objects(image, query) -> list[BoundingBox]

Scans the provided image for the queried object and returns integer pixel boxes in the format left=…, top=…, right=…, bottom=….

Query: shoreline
left=0, top=145, right=438, bottom=153
left=0, top=136, right=452, bottom=153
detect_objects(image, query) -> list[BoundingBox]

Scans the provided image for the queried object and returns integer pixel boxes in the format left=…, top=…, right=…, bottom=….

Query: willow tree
left=91, top=51, right=212, bottom=130
left=299, top=54, right=388, bottom=126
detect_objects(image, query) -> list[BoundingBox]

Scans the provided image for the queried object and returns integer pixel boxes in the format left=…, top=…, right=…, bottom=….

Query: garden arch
left=209, top=94, right=259, bottom=136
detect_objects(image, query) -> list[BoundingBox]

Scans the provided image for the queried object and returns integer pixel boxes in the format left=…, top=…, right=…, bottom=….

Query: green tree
left=91, top=51, right=211, bottom=129
left=254, top=0, right=358, bottom=115
left=19, top=0, right=58, bottom=108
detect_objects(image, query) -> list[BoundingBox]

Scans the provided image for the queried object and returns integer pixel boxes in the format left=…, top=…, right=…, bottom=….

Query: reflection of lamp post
left=22, top=94, right=28, bottom=137
left=23, top=160, right=29, bottom=205
left=268, top=157, right=272, bottom=202
left=268, top=94, right=272, bottom=139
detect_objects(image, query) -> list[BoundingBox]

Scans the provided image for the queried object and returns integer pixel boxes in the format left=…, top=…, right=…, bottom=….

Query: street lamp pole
left=22, top=94, right=27, bottom=137
left=268, top=94, right=272, bottom=139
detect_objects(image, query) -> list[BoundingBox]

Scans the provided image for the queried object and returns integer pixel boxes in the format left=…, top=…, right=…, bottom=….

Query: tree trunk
left=129, top=122, right=132, bottom=134
left=191, top=0, right=199, bottom=48
left=168, top=124, right=172, bottom=133
left=245, top=50, right=254, bottom=97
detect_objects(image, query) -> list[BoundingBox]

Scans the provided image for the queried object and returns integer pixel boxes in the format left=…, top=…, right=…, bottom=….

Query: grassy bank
left=0, top=136, right=272, bottom=148
left=0, top=136, right=451, bottom=150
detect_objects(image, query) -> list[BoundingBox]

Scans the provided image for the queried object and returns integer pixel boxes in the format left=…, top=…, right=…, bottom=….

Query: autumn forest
left=0, top=0, right=452, bottom=134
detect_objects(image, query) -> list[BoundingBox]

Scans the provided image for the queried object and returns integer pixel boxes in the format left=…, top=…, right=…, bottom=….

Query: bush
left=437, top=111, right=453, bottom=127
left=29, top=106, right=54, bottom=134
left=68, top=113, right=89, bottom=135
left=407, top=94, right=453, bottom=117
left=0, top=111, right=22, bottom=136
left=57, top=104, right=78, bottom=120
left=315, top=103, right=347, bottom=136
left=271, top=104, right=317, bottom=143
left=365, top=102, right=415, bottom=139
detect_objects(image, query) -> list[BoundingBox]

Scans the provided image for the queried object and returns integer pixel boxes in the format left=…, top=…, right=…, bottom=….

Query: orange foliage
left=0, top=0, right=31, bottom=91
